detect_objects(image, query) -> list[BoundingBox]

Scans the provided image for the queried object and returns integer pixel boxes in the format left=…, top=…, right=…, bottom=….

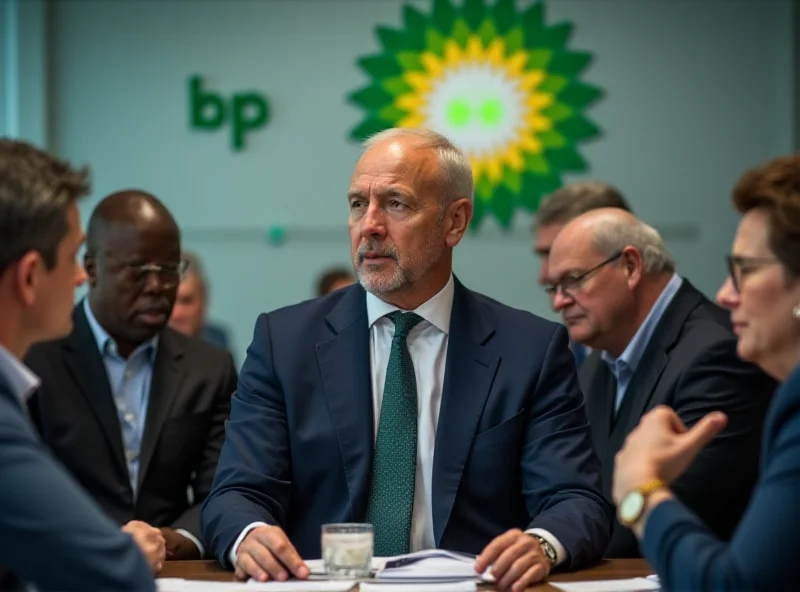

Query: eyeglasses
left=544, top=252, right=623, bottom=298
left=116, top=258, right=189, bottom=289
left=725, top=255, right=780, bottom=292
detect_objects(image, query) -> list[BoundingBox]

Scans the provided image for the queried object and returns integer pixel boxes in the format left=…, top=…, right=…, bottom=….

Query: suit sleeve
left=170, top=351, right=238, bottom=545
left=524, top=325, right=614, bottom=569
left=0, top=398, right=155, bottom=592
left=666, top=337, right=774, bottom=539
left=642, top=377, right=800, bottom=591
left=201, top=314, right=292, bottom=567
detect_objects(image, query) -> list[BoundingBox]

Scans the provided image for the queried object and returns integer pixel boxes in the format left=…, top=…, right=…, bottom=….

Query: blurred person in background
left=613, top=154, right=800, bottom=590
left=169, top=249, right=233, bottom=352
left=532, top=182, right=632, bottom=367
left=547, top=208, right=775, bottom=558
left=316, top=266, right=355, bottom=297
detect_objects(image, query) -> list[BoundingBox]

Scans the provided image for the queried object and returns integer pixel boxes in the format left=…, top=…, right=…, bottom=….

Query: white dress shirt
left=231, top=275, right=565, bottom=565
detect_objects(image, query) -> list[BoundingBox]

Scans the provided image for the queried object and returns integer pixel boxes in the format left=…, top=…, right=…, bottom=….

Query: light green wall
left=3, top=0, right=794, bottom=363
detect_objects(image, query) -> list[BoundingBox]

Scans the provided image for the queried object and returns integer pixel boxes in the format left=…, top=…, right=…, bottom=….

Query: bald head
left=84, top=190, right=182, bottom=357
left=86, top=190, right=178, bottom=255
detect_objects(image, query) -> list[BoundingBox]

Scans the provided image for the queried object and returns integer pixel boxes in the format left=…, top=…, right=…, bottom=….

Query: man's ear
left=444, top=198, right=473, bottom=248
left=83, top=253, right=98, bottom=288
left=13, top=252, right=43, bottom=307
left=622, top=246, right=644, bottom=288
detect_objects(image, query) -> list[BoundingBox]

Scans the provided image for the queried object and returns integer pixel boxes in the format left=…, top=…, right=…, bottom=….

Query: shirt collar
left=0, top=343, right=41, bottom=404
left=83, top=297, right=158, bottom=360
left=602, top=274, right=683, bottom=374
left=366, top=274, right=455, bottom=335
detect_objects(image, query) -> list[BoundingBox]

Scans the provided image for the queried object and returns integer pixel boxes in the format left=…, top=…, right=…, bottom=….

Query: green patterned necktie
left=365, top=311, right=424, bottom=556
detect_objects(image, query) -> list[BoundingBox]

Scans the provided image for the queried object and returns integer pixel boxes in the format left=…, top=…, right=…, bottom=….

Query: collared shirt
left=83, top=298, right=157, bottom=496
left=231, top=276, right=566, bottom=565
left=601, top=274, right=683, bottom=412
left=365, top=274, right=454, bottom=552
left=0, top=343, right=40, bottom=405
left=82, top=299, right=204, bottom=555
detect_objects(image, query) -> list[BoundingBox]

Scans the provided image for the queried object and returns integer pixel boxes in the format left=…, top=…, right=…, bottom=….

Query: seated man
left=202, top=128, right=613, bottom=590
left=0, top=138, right=155, bottom=590
left=25, top=190, right=238, bottom=563
left=546, top=208, right=776, bottom=557
left=168, top=249, right=234, bottom=354
left=532, top=181, right=633, bottom=367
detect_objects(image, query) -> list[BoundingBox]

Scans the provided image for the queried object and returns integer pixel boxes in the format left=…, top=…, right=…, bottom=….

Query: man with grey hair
left=532, top=182, right=632, bottom=367
left=203, top=127, right=612, bottom=589
left=546, top=208, right=776, bottom=558
left=533, top=181, right=632, bottom=287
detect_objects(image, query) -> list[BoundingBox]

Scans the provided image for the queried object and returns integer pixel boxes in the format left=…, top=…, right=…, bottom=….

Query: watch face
left=619, top=490, right=645, bottom=523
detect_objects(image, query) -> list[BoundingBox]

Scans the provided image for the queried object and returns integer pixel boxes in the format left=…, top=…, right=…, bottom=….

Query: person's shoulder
left=464, top=286, right=562, bottom=333
left=265, top=283, right=363, bottom=323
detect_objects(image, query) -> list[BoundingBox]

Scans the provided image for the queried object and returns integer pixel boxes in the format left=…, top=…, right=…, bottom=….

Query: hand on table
left=475, top=529, right=552, bottom=592
left=160, top=527, right=202, bottom=560
left=234, top=525, right=310, bottom=582
left=122, top=519, right=166, bottom=573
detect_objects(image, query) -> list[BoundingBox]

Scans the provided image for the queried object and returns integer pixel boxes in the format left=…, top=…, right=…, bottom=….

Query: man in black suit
left=545, top=208, right=776, bottom=558
left=25, top=190, right=237, bottom=564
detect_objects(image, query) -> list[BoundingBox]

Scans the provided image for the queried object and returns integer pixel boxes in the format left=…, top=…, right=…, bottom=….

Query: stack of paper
left=157, top=578, right=357, bottom=592
left=376, top=550, right=493, bottom=583
left=306, top=550, right=492, bottom=584
left=550, top=577, right=659, bottom=592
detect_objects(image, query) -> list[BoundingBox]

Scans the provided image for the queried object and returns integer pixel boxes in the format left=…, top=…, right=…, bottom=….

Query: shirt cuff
left=228, top=522, right=269, bottom=568
left=175, top=528, right=204, bottom=557
left=526, top=528, right=568, bottom=567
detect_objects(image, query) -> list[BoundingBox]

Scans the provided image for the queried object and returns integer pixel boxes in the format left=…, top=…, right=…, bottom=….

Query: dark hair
left=533, top=181, right=632, bottom=229
left=732, top=155, right=800, bottom=278
left=317, top=267, right=354, bottom=297
left=0, top=138, right=90, bottom=274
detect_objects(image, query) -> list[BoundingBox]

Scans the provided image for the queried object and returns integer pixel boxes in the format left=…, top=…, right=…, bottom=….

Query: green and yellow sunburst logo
left=348, top=0, right=604, bottom=229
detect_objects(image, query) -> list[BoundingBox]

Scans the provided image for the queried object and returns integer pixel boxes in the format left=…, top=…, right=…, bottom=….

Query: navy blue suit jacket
left=0, top=375, right=154, bottom=591
left=201, top=280, right=612, bottom=569
left=643, top=363, right=800, bottom=590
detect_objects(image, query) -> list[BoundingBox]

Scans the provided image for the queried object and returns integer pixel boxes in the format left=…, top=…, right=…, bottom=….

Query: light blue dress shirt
left=601, top=274, right=683, bottom=413
left=0, top=343, right=40, bottom=405
left=83, top=298, right=156, bottom=496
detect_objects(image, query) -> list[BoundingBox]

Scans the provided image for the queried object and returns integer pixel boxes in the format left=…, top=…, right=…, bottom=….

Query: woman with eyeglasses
left=612, top=155, right=800, bottom=590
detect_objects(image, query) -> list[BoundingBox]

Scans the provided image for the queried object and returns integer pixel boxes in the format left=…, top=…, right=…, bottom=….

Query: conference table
left=160, top=559, right=653, bottom=590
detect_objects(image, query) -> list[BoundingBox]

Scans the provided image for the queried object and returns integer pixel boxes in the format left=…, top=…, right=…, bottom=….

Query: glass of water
left=321, top=523, right=374, bottom=578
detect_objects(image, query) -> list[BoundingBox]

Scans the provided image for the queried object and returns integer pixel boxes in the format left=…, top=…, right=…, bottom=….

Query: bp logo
left=348, top=0, right=604, bottom=229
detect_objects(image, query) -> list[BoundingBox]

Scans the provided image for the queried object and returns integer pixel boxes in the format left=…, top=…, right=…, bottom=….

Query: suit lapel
left=613, top=281, right=704, bottom=438
left=317, top=287, right=374, bottom=521
left=138, top=330, right=185, bottom=491
left=64, top=305, right=127, bottom=476
left=433, top=280, right=499, bottom=545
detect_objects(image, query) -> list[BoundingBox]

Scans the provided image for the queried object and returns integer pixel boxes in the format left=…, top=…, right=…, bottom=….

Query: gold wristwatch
left=530, top=534, right=557, bottom=566
left=617, top=479, right=667, bottom=527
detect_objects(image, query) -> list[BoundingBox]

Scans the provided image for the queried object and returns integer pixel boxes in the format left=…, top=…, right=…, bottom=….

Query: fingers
left=237, top=552, right=270, bottom=582
left=255, top=529, right=309, bottom=579
left=476, top=529, right=518, bottom=572
left=496, top=548, right=536, bottom=590
left=237, top=527, right=309, bottom=583
left=512, top=562, right=548, bottom=592
left=490, top=536, right=530, bottom=582
left=677, top=412, right=728, bottom=457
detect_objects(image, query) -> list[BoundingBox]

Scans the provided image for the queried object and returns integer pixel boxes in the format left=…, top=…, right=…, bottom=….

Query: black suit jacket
left=24, top=303, right=237, bottom=548
left=579, top=280, right=777, bottom=558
